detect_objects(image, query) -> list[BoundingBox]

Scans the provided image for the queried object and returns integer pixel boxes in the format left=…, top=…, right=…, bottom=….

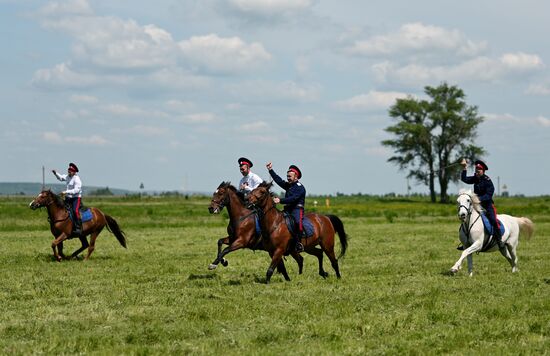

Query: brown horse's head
left=29, top=190, right=60, bottom=210
left=208, top=182, right=233, bottom=214
left=247, top=181, right=273, bottom=208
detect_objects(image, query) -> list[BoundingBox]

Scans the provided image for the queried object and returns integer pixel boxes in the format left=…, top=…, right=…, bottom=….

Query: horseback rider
left=266, top=162, right=305, bottom=253
left=52, top=162, right=83, bottom=237
left=238, top=157, right=263, bottom=198
left=459, top=158, right=504, bottom=250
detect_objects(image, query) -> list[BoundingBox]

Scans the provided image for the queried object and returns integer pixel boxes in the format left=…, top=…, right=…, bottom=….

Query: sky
left=1, top=0, right=549, bottom=196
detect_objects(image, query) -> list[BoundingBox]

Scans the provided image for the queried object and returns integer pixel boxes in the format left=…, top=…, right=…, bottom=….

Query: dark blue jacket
left=461, top=170, right=495, bottom=207
left=269, top=169, right=306, bottom=212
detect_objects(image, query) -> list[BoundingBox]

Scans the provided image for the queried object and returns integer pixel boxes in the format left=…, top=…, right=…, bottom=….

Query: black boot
left=73, top=219, right=82, bottom=237
left=294, top=233, right=304, bottom=253
left=494, top=231, right=505, bottom=250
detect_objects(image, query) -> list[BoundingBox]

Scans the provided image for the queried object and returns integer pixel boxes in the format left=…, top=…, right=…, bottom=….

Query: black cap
left=474, top=160, right=488, bottom=170
left=287, top=165, right=302, bottom=179
left=238, top=157, right=253, bottom=168
left=68, top=163, right=79, bottom=172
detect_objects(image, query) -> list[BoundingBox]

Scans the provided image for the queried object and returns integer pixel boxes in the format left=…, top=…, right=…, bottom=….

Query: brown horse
left=29, top=190, right=127, bottom=261
left=248, top=182, right=348, bottom=283
left=208, top=181, right=303, bottom=280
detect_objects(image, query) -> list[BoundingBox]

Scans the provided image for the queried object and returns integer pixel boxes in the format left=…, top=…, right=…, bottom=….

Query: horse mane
left=45, top=189, right=65, bottom=208
left=458, top=189, right=483, bottom=212
left=217, top=181, right=247, bottom=204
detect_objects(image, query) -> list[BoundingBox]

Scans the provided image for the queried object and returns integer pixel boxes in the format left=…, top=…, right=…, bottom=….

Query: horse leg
left=276, top=260, right=291, bottom=281
left=209, top=236, right=230, bottom=269
left=306, top=248, right=328, bottom=278
left=323, top=247, right=341, bottom=279
left=51, top=233, right=69, bottom=262
left=290, top=251, right=304, bottom=274
left=58, top=241, right=68, bottom=260
left=266, top=248, right=285, bottom=284
left=71, top=235, right=89, bottom=259
left=451, top=241, right=482, bottom=274
left=84, top=232, right=99, bottom=260
left=208, top=241, right=244, bottom=270
left=466, top=254, right=474, bottom=277
left=501, top=244, right=518, bottom=272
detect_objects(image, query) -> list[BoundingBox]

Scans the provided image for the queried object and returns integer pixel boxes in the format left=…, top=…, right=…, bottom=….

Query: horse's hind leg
left=502, top=244, right=518, bottom=272
left=290, top=252, right=304, bottom=274
left=71, top=235, right=89, bottom=259
left=324, top=248, right=341, bottom=279
left=276, top=261, right=291, bottom=281
left=84, top=232, right=99, bottom=260
left=307, top=248, right=328, bottom=278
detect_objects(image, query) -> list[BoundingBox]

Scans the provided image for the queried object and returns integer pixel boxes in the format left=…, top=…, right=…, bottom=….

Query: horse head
left=208, top=181, right=232, bottom=214
left=457, top=189, right=481, bottom=222
left=29, top=190, right=56, bottom=210
left=247, top=181, right=273, bottom=209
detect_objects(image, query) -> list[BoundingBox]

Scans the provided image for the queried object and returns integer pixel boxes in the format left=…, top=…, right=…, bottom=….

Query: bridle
left=458, top=193, right=481, bottom=239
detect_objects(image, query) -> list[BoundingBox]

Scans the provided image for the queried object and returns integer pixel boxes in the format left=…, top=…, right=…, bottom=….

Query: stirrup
left=295, top=242, right=304, bottom=253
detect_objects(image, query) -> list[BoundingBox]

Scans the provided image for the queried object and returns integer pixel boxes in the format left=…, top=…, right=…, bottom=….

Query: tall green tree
left=382, top=83, right=485, bottom=203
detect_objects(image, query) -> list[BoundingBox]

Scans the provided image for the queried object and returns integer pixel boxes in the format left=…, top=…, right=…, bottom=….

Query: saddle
left=479, top=212, right=505, bottom=252
left=64, top=203, right=93, bottom=223
left=282, top=212, right=314, bottom=238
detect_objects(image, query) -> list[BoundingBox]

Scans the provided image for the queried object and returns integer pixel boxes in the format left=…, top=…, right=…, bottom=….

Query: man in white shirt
left=52, top=162, right=83, bottom=237
left=238, top=157, right=263, bottom=197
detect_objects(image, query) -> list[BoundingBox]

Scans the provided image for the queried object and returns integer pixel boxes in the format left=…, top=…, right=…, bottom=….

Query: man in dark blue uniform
left=266, top=162, right=306, bottom=253
left=460, top=159, right=504, bottom=249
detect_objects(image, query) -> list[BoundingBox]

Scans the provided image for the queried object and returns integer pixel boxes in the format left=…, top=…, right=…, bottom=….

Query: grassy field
left=0, top=194, right=549, bottom=354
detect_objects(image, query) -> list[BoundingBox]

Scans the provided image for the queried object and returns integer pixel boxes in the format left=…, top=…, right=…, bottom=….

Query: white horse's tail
left=516, top=217, right=535, bottom=240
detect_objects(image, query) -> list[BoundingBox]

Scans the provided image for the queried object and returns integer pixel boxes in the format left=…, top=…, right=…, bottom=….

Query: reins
left=458, top=194, right=481, bottom=242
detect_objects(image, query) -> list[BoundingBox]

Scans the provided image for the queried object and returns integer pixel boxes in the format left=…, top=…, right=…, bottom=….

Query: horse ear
left=267, top=181, right=273, bottom=189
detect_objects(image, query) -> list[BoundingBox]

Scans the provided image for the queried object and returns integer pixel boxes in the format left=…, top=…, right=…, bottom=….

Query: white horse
left=451, top=189, right=534, bottom=276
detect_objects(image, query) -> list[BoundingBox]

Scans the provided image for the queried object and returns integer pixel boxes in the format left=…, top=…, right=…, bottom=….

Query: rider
left=459, top=158, right=504, bottom=250
left=52, top=162, right=83, bottom=237
left=266, top=162, right=305, bottom=253
left=238, top=157, right=263, bottom=198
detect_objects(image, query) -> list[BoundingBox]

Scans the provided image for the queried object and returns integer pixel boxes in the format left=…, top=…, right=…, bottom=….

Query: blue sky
left=1, top=0, right=549, bottom=195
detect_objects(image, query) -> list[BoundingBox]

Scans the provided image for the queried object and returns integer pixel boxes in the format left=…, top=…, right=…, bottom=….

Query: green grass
left=1, top=195, right=549, bottom=354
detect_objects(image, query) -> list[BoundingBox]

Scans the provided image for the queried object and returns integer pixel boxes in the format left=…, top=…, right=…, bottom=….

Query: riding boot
left=74, top=219, right=82, bottom=237
left=294, top=232, right=304, bottom=253
left=494, top=228, right=505, bottom=250
left=456, top=244, right=465, bottom=251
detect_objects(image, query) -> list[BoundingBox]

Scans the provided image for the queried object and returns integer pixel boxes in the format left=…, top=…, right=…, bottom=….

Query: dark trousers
left=482, top=202, right=501, bottom=238
left=288, top=207, right=304, bottom=235
left=66, top=197, right=81, bottom=222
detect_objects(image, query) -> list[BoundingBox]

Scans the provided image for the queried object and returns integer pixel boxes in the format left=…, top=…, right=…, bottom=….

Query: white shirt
left=239, top=171, right=263, bottom=193
left=54, top=172, right=82, bottom=198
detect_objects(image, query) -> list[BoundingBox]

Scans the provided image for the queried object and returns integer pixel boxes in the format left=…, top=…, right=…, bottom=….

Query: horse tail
left=516, top=217, right=534, bottom=240
left=105, top=215, right=127, bottom=248
left=327, top=214, right=348, bottom=258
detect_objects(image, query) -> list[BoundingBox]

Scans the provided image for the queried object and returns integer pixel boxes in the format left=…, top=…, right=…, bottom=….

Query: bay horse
left=451, top=189, right=534, bottom=276
left=208, top=182, right=303, bottom=280
left=247, top=182, right=348, bottom=283
left=29, top=190, right=127, bottom=261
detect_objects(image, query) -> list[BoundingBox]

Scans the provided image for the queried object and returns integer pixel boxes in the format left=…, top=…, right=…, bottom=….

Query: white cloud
left=288, top=115, right=316, bottom=125
left=42, top=131, right=108, bottom=146
left=348, top=22, right=487, bottom=58
left=229, top=80, right=320, bottom=103
left=333, top=90, right=410, bottom=112
left=526, top=84, right=550, bottom=96
left=373, top=53, right=544, bottom=86
left=32, top=62, right=101, bottom=89
left=536, top=116, right=550, bottom=127
left=179, top=34, right=271, bottom=73
left=128, top=125, right=169, bottom=136
left=70, top=94, right=98, bottom=104
left=177, top=113, right=217, bottom=124
left=228, top=0, right=314, bottom=16
left=239, top=121, right=270, bottom=132
left=38, top=0, right=93, bottom=17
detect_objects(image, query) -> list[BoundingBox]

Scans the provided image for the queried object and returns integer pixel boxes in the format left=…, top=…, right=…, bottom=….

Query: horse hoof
left=221, top=259, right=228, bottom=267
left=208, top=264, right=218, bottom=270
left=450, top=268, right=458, bottom=275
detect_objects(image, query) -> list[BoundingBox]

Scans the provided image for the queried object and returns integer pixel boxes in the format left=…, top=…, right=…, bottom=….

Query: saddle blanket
left=480, top=213, right=505, bottom=236
left=80, top=208, right=93, bottom=222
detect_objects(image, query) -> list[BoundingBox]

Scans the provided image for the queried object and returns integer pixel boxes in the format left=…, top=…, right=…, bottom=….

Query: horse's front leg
left=266, top=248, right=285, bottom=284
left=209, top=236, right=230, bottom=269
left=51, top=233, right=69, bottom=262
left=276, top=260, right=291, bottom=281
left=451, top=241, right=482, bottom=274
left=466, top=254, right=474, bottom=277
left=290, top=251, right=304, bottom=274
left=208, top=240, right=242, bottom=270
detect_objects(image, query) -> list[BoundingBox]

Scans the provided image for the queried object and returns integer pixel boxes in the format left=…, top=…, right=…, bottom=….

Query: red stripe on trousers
left=491, top=204, right=500, bottom=228
left=75, top=198, right=81, bottom=219
left=299, top=209, right=303, bottom=232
